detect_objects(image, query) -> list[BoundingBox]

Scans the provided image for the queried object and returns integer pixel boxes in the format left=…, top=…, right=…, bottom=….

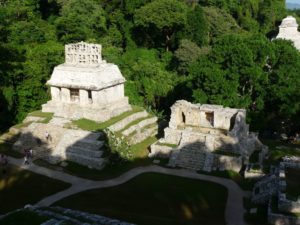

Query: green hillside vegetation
left=0, top=0, right=299, bottom=135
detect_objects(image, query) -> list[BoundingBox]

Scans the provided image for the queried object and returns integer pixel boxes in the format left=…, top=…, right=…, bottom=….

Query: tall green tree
left=55, top=0, right=107, bottom=43
left=134, top=0, right=188, bottom=50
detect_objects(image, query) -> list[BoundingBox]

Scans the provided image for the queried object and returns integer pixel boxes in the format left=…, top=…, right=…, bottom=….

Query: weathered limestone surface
left=42, top=42, right=132, bottom=122
left=122, top=117, right=157, bottom=136
left=276, top=16, right=300, bottom=51
left=108, top=111, right=148, bottom=132
left=150, top=100, right=264, bottom=171
left=128, top=125, right=158, bottom=145
left=23, top=116, right=45, bottom=123
left=13, top=120, right=106, bottom=169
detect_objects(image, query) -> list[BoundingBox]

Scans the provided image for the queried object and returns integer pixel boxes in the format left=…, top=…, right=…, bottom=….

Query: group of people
left=23, top=148, right=33, bottom=165
left=1, top=154, right=8, bottom=175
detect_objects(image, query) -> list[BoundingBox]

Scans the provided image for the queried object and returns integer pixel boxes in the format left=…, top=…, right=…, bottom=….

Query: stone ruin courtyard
left=0, top=42, right=299, bottom=225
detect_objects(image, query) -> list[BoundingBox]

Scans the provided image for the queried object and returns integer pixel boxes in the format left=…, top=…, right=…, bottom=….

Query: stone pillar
left=61, top=88, right=70, bottom=102
left=79, top=89, right=89, bottom=105
left=50, top=87, right=61, bottom=101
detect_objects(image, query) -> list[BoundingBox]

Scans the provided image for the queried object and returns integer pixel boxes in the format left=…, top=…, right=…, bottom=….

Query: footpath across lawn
left=0, top=165, right=71, bottom=214
left=55, top=173, right=227, bottom=225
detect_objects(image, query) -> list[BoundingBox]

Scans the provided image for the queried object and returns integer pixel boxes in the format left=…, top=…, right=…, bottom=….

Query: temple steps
left=108, top=111, right=148, bottom=132
left=65, top=152, right=107, bottom=170
left=67, top=146, right=104, bottom=158
left=122, top=117, right=158, bottom=136
left=71, top=139, right=104, bottom=151
left=169, top=143, right=208, bottom=171
left=128, top=124, right=158, bottom=145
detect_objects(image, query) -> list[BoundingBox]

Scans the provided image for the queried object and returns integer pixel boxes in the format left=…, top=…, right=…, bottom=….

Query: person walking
left=1, top=154, right=8, bottom=174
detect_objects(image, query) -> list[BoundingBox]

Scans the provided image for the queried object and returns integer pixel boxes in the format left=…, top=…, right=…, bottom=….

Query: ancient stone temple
left=276, top=16, right=300, bottom=51
left=150, top=100, right=265, bottom=172
left=42, top=42, right=131, bottom=122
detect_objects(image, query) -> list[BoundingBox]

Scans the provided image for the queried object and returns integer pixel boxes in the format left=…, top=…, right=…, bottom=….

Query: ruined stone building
left=42, top=42, right=131, bottom=122
left=276, top=16, right=300, bottom=51
left=151, top=100, right=265, bottom=172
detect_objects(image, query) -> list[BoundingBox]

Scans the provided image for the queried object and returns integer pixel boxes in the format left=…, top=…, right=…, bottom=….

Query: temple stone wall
left=61, top=88, right=70, bottom=102
left=276, top=16, right=300, bottom=51
left=42, top=42, right=131, bottom=122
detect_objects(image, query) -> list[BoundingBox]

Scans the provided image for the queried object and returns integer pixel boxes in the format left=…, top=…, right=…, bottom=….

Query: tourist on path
left=1, top=154, right=8, bottom=174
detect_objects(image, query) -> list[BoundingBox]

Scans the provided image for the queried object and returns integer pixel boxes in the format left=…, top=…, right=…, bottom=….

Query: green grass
left=118, top=115, right=152, bottom=133
left=285, top=167, right=300, bottom=200
left=0, top=143, right=23, bottom=158
left=128, top=136, right=157, bottom=158
left=72, top=106, right=143, bottom=131
left=12, top=122, right=32, bottom=129
left=198, top=170, right=255, bottom=190
left=156, top=142, right=178, bottom=148
left=28, top=110, right=54, bottom=124
left=55, top=173, right=227, bottom=225
left=0, top=210, right=49, bottom=225
left=0, top=165, right=71, bottom=214
left=262, top=139, right=300, bottom=167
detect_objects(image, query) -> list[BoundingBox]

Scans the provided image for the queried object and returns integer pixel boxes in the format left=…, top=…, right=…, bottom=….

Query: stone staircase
left=53, top=130, right=107, bottom=170
left=108, top=111, right=158, bottom=145
left=23, top=206, right=135, bottom=225
left=169, top=142, right=207, bottom=171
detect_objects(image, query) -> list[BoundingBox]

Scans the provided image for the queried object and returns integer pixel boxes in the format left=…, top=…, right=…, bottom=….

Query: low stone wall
left=122, top=117, right=157, bottom=136
left=268, top=213, right=300, bottom=225
left=149, top=143, right=173, bottom=158
left=163, top=128, right=182, bottom=145
left=108, top=110, right=148, bottom=132
left=214, top=155, right=242, bottom=173
left=278, top=194, right=300, bottom=213
left=244, top=170, right=265, bottom=179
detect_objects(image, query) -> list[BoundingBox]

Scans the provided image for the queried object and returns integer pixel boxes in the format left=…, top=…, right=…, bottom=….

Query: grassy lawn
left=0, top=210, right=49, bottom=225
left=28, top=110, right=54, bottom=124
left=198, top=170, right=255, bottom=190
left=285, top=167, right=300, bottom=200
left=156, top=142, right=177, bottom=148
left=72, top=106, right=143, bottom=131
left=55, top=173, right=227, bottom=225
left=0, top=165, right=71, bottom=214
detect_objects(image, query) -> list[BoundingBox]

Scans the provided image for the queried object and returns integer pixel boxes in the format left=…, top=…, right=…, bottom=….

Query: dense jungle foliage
left=0, top=0, right=299, bottom=134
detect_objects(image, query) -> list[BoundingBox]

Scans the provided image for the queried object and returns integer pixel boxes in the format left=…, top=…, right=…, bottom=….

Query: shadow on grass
left=54, top=173, right=227, bottom=225
left=0, top=165, right=71, bottom=214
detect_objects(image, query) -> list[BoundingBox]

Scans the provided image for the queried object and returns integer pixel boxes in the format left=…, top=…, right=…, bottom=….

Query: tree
left=203, top=7, right=242, bottom=42
left=120, top=48, right=177, bottom=108
left=134, top=0, right=188, bottom=51
left=186, top=5, right=209, bottom=46
left=55, top=0, right=107, bottom=43
left=174, top=39, right=203, bottom=75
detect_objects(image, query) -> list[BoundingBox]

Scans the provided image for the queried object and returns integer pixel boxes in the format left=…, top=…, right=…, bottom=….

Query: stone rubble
left=26, top=206, right=136, bottom=225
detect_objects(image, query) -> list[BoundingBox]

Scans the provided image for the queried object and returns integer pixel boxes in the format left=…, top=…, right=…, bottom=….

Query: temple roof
left=279, top=16, right=298, bottom=28
left=46, top=42, right=126, bottom=90
left=47, top=63, right=125, bottom=91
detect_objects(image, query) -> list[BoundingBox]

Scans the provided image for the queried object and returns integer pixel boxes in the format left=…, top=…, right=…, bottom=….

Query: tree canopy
left=0, top=0, right=299, bottom=134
